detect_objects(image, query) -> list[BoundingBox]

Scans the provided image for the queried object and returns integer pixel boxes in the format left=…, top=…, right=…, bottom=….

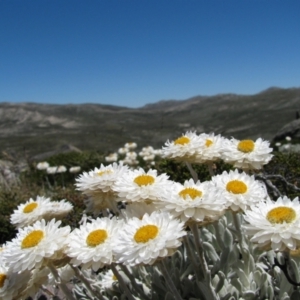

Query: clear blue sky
left=0, top=0, right=299, bottom=108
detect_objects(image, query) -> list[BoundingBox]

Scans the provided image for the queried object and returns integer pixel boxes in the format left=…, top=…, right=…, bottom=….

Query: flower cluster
left=4, top=129, right=300, bottom=300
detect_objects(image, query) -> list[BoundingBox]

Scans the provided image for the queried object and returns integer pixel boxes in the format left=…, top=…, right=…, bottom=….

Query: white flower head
left=161, top=131, right=205, bottom=162
left=211, top=169, right=268, bottom=212
left=194, top=133, right=225, bottom=163
left=10, top=196, right=52, bottom=228
left=66, top=217, right=121, bottom=271
left=158, top=179, right=226, bottom=224
left=105, top=153, right=118, bottom=162
left=3, top=219, right=71, bottom=272
left=124, top=142, right=137, bottom=150
left=221, top=137, right=273, bottom=170
left=56, top=165, right=67, bottom=173
left=43, top=199, right=73, bottom=221
left=36, top=161, right=49, bottom=170
left=76, top=163, right=128, bottom=194
left=76, top=163, right=129, bottom=213
left=243, top=196, right=300, bottom=251
left=113, top=211, right=186, bottom=265
left=118, top=147, right=129, bottom=155
left=46, top=166, right=58, bottom=174
left=113, top=168, right=172, bottom=203
left=69, top=166, right=81, bottom=173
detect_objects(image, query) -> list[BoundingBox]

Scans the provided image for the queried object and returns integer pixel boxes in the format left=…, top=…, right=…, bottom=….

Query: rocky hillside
left=1, top=87, right=300, bottom=159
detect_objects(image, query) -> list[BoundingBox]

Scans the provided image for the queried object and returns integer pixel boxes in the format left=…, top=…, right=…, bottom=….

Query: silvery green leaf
left=289, top=258, right=300, bottom=283
left=224, top=228, right=233, bottom=247
left=236, top=268, right=249, bottom=288
left=219, top=246, right=232, bottom=274
left=203, top=241, right=220, bottom=264
left=266, top=285, right=274, bottom=300
left=242, top=290, right=256, bottom=300
left=276, top=252, right=285, bottom=265
left=230, top=278, right=243, bottom=293
left=214, top=271, right=226, bottom=294
left=253, top=270, right=262, bottom=285
left=201, top=227, right=214, bottom=243
left=214, top=220, right=225, bottom=249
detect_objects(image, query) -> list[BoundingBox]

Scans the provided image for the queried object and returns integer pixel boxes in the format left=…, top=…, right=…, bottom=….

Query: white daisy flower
left=43, top=199, right=73, bottom=221
left=10, top=196, right=52, bottom=228
left=105, top=153, right=118, bottom=162
left=124, top=142, right=137, bottom=150
left=221, top=137, right=273, bottom=170
left=211, top=169, right=268, bottom=212
left=69, top=166, right=81, bottom=173
left=161, top=131, right=205, bottom=162
left=0, top=265, right=31, bottom=300
left=36, top=161, right=49, bottom=170
left=56, top=165, right=67, bottom=173
left=46, top=166, right=58, bottom=174
left=66, top=217, right=121, bottom=271
left=113, top=168, right=172, bottom=203
left=113, top=211, right=186, bottom=266
left=3, top=219, right=71, bottom=272
left=243, top=196, right=300, bottom=251
left=158, top=179, right=226, bottom=224
left=118, top=147, right=128, bottom=155
left=194, top=133, right=225, bottom=163
left=75, top=163, right=129, bottom=213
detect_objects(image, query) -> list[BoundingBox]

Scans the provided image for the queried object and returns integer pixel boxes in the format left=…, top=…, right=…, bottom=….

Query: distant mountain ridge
left=1, top=87, right=300, bottom=159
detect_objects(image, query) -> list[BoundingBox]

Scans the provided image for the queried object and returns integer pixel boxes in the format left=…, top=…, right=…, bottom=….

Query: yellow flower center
left=179, top=188, right=202, bottom=200
left=174, top=136, right=190, bottom=145
left=97, top=170, right=112, bottom=176
left=23, top=202, right=38, bottom=213
left=0, top=274, right=7, bottom=288
left=205, top=139, right=213, bottom=147
left=237, top=140, right=255, bottom=153
left=86, top=229, right=108, bottom=247
left=226, top=180, right=247, bottom=194
left=266, top=207, right=297, bottom=224
left=112, top=275, right=117, bottom=281
left=134, top=225, right=159, bottom=243
left=21, top=230, right=44, bottom=249
left=134, top=175, right=155, bottom=186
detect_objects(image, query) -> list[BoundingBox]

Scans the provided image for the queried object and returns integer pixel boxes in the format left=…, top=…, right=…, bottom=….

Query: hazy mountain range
left=1, top=87, right=300, bottom=159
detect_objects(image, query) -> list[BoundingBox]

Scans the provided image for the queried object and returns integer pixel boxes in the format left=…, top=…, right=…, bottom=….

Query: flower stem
left=111, top=263, right=136, bottom=300
left=119, top=264, right=151, bottom=300
left=206, top=162, right=215, bottom=177
left=185, top=162, right=198, bottom=183
left=69, top=264, right=105, bottom=300
left=190, top=223, right=219, bottom=300
left=47, top=261, right=76, bottom=300
left=157, top=259, right=184, bottom=300
left=183, top=235, right=203, bottom=281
